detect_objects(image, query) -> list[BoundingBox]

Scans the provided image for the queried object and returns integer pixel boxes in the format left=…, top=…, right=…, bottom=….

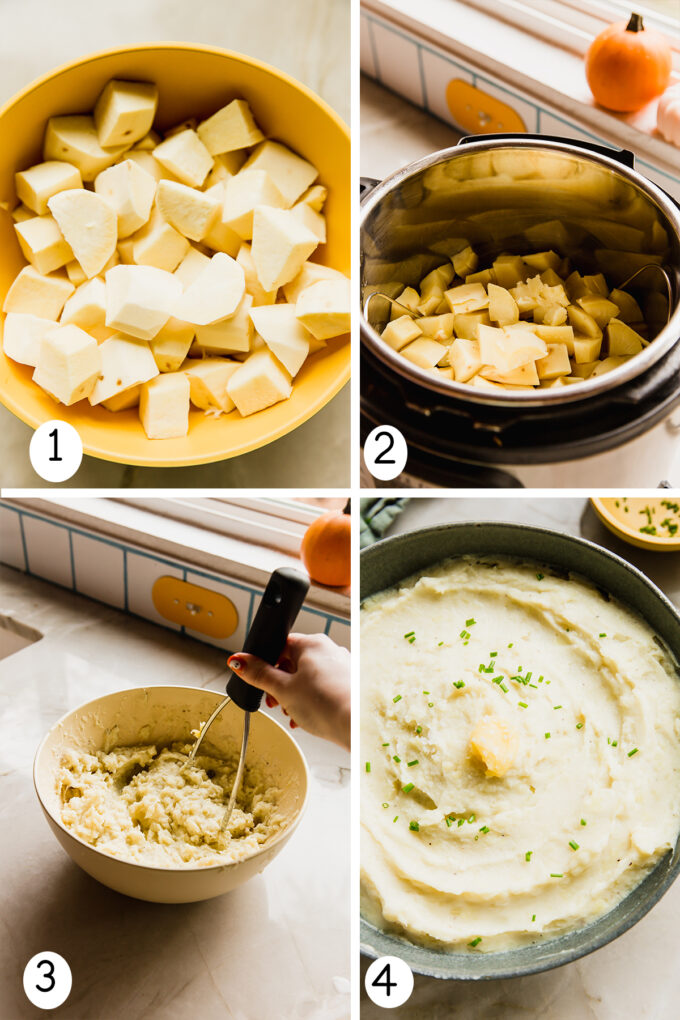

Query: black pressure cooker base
left=361, top=342, right=680, bottom=466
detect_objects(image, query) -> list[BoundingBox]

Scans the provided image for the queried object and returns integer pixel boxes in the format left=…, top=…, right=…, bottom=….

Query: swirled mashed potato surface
left=361, top=557, right=680, bottom=952
left=59, top=741, right=284, bottom=867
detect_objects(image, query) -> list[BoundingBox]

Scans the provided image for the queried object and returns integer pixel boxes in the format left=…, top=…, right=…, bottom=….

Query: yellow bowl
left=591, top=497, right=680, bottom=552
left=0, top=44, right=350, bottom=467
left=34, top=686, right=309, bottom=903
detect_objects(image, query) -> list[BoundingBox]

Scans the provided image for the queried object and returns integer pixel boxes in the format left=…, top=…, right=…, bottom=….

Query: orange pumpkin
left=300, top=500, right=351, bottom=587
left=586, top=13, right=672, bottom=113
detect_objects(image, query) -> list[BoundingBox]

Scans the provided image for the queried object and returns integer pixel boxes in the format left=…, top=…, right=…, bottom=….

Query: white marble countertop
left=360, top=496, right=680, bottom=1018
left=0, top=566, right=350, bottom=1019
left=0, top=0, right=349, bottom=489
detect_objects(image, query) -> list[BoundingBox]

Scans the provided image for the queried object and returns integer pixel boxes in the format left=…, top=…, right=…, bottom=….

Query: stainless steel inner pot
left=361, top=137, right=680, bottom=408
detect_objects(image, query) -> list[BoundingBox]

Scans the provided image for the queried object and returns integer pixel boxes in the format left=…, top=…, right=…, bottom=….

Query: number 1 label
left=29, top=421, right=83, bottom=483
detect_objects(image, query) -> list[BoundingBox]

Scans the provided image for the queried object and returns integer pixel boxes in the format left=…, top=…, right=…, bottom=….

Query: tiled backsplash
left=0, top=503, right=350, bottom=651
left=361, top=7, right=680, bottom=199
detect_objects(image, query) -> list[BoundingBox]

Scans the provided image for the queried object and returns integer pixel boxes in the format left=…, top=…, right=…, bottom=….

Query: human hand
left=228, top=633, right=350, bottom=750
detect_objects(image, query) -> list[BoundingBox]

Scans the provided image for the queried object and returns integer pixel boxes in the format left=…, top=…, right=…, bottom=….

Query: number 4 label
left=363, top=426, right=408, bottom=482
left=365, top=955, right=414, bottom=1008
left=29, top=421, right=83, bottom=483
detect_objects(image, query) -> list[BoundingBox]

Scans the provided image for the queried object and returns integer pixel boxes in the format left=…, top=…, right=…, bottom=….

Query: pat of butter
left=469, top=715, right=519, bottom=778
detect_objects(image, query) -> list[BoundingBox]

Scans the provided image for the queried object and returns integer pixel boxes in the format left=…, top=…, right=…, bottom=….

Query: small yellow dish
left=591, top=497, right=680, bottom=551
left=0, top=44, right=350, bottom=467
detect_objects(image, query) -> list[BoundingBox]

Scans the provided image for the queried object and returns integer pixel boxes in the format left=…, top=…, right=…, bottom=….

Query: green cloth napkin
left=360, top=498, right=408, bottom=548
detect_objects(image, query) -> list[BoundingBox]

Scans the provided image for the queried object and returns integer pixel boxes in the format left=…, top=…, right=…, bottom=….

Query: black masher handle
left=226, top=567, right=310, bottom=713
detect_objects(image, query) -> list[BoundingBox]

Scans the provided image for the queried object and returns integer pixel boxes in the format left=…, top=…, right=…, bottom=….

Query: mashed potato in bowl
left=59, top=741, right=284, bottom=868
left=361, top=556, right=680, bottom=953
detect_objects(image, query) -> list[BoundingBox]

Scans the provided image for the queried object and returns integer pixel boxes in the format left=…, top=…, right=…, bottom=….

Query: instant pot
left=360, top=136, right=680, bottom=487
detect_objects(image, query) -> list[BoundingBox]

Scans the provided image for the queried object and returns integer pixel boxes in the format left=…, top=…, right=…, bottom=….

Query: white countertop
left=0, top=0, right=349, bottom=489
left=0, top=566, right=350, bottom=1019
left=360, top=495, right=680, bottom=1018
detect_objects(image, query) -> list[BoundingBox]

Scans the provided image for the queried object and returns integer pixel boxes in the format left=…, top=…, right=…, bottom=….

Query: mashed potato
left=361, top=556, right=680, bottom=951
left=59, top=741, right=285, bottom=867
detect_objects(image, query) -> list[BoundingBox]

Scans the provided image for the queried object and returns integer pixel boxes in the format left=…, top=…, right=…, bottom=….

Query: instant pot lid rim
left=360, top=136, right=680, bottom=408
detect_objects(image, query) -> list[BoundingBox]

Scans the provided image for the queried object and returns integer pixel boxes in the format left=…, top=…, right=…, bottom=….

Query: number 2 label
left=363, top=426, right=408, bottom=482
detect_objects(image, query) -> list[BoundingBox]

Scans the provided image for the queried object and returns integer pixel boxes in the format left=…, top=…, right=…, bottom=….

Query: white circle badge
left=365, top=955, right=414, bottom=1008
left=29, top=421, right=83, bottom=483
left=363, top=426, right=408, bottom=481
left=23, top=952, right=72, bottom=1009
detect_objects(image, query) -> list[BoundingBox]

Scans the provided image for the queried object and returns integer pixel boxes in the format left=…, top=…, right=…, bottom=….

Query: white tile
left=22, top=515, right=72, bottom=588
left=361, top=14, right=377, bottom=78
left=372, top=22, right=423, bottom=107
left=539, top=109, right=605, bottom=146
left=422, top=48, right=474, bottom=127
left=329, top=619, right=351, bottom=650
left=294, top=608, right=329, bottom=637
left=72, top=533, right=125, bottom=610
left=0, top=507, right=26, bottom=571
left=183, top=571, right=253, bottom=653
left=126, top=551, right=182, bottom=630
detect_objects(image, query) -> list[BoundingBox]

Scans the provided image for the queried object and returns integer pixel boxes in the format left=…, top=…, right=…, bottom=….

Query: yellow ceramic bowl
left=591, top=497, right=680, bottom=552
left=0, top=44, right=350, bottom=466
left=34, top=686, right=309, bottom=903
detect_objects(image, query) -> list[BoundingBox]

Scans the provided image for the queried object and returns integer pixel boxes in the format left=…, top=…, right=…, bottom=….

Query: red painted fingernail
left=229, top=657, right=243, bottom=672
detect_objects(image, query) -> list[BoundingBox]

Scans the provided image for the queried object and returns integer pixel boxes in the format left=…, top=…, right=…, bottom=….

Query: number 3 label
left=23, top=952, right=72, bottom=1009
left=365, top=955, right=414, bottom=1008
left=363, top=426, right=408, bottom=482
left=29, top=421, right=83, bottom=483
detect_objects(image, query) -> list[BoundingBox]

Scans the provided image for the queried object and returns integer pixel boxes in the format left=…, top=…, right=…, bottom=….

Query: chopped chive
left=550, top=873, right=563, bottom=878
left=612, top=740, right=618, bottom=747
left=545, top=732, right=550, bottom=739
left=382, top=802, right=389, bottom=808
left=453, top=680, right=466, bottom=689
left=382, top=742, right=390, bottom=747
left=423, top=690, right=430, bottom=695
left=518, top=702, right=528, bottom=709
left=393, top=815, right=399, bottom=823
left=569, top=840, right=579, bottom=851
left=468, top=814, right=475, bottom=823
left=580, top=819, right=586, bottom=826
left=536, top=573, right=544, bottom=581
left=525, top=850, right=533, bottom=861
left=628, top=748, right=639, bottom=757
left=538, top=676, right=544, bottom=683
left=428, top=702, right=434, bottom=707
left=438, top=641, right=444, bottom=646
left=529, top=683, right=538, bottom=689
left=445, top=816, right=453, bottom=827
left=393, top=755, right=401, bottom=763
left=508, top=642, right=514, bottom=648
left=576, top=722, right=583, bottom=730
left=403, top=631, right=415, bottom=639
left=479, top=664, right=486, bottom=673
left=408, top=636, right=416, bottom=644
left=402, top=782, right=414, bottom=793
left=409, top=820, right=420, bottom=832
left=393, top=694, right=402, bottom=703
left=532, top=914, right=536, bottom=922
left=490, top=651, right=498, bottom=657
left=466, top=618, right=476, bottom=627
left=479, top=825, right=490, bottom=834
left=365, top=762, right=371, bottom=772
left=553, top=705, right=562, bottom=710
left=468, top=937, right=482, bottom=948
left=457, top=818, right=465, bottom=827
left=407, top=759, right=419, bottom=767
left=415, top=726, right=422, bottom=735
left=599, top=633, right=607, bottom=638
left=499, top=683, right=508, bottom=693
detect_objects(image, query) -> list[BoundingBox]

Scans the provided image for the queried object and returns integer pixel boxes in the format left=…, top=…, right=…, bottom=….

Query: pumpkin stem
left=343, top=498, right=351, bottom=515
left=626, top=12, right=644, bottom=32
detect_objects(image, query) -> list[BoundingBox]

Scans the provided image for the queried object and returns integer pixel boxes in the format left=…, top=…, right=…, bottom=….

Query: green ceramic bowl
left=360, top=521, right=680, bottom=980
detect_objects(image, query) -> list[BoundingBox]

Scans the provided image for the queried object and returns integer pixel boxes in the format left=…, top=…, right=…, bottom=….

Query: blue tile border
left=363, top=11, right=680, bottom=187
left=0, top=504, right=350, bottom=643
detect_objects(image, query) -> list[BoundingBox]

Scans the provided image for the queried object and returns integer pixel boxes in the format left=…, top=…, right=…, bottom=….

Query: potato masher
left=185, top=567, right=310, bottom=830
